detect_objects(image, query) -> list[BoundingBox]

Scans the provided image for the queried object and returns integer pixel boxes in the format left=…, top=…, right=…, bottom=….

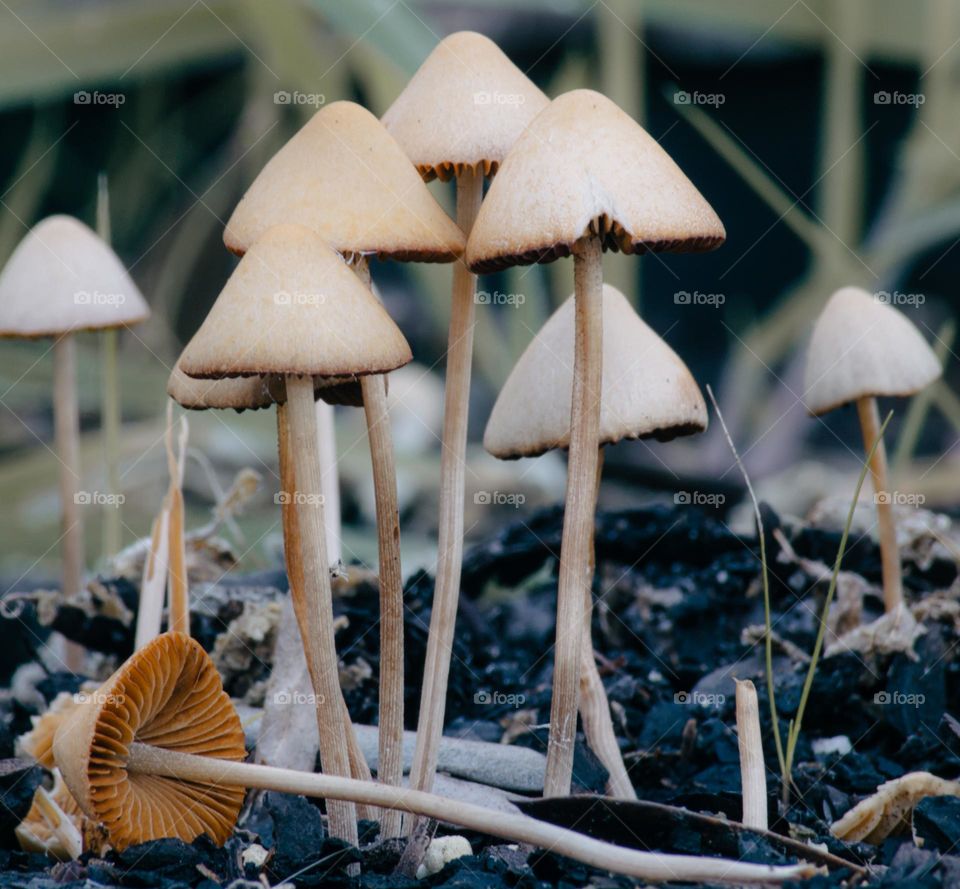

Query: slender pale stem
left=856, top=396, right=902, bottom=612
left=282, top=376, right=357, bottom=845
left=407, top=168, right=483, bottom=826
left=124, top=742, right=812, bottom=883
left=276, top=400, right=375, bottom=821
left=579, top=448, right=635, bottom=799
left=165, top=405, right=189, bottom=634
left=359, top=373, right=405, bottom=839
left=315, top=399, right=342, bottom=564
left=101, top=329, right=120, bottom=557
left=53, top=334, right=85, bottom=671
left=351, top=257, right=405, bottom=834
left=735, top=679, right=768, bottom=831
left=97, top=174, right=122, bottom=560
left=544, top=236, right=604, bottom=797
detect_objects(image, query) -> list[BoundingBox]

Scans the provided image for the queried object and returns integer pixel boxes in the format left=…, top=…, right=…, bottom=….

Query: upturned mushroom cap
left=53, top=632, right=246, bottom=850
left=178, top=224, right=413, bottom=380
left=484, top=285, right=707, bottom=459
left=0, top=215, right=150, bottom=338
left=466, top=90, right=725, bottom=274
left=223, top=102, right=465, bottom=261
left=382, top=31, right=549, bottom=182
left=804, top=286, right=942, bottom=416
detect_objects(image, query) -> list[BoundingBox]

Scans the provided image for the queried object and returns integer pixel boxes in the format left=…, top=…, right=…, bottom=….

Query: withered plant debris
left=4, top=504, right=960, bottom=887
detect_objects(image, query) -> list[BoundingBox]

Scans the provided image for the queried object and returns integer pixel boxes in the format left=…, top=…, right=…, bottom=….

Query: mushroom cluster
left=2, top=24, right=949, bottom=889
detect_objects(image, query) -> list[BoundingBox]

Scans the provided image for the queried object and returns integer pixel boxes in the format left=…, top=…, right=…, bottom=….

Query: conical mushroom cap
left=179, top=224, right=413, bottom=380
left=224, top=102, right=465, bottom=262
left=382, top=31, right=549, bottom=182
left=0, top=216, right=150, bottom=338
left=484, top=285, right=707, bottom=459
left=53, top=632, right=246, bottom=851
left=466, top=90, right=725, bottom=274
left=804, top=286, right=942, bottom=416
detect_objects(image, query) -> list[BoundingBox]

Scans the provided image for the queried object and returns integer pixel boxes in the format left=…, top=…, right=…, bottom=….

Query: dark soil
left=2, top=503, right=960, bottom=887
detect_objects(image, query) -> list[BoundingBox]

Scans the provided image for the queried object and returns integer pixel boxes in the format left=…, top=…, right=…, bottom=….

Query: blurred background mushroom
left=804, top=286, right=942, bottom=612
left=0, top=214, right=149, bottom=668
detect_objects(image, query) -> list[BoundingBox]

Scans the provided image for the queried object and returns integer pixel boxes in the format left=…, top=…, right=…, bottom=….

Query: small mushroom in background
left=467, top=90, right=724, bottom=795
left=51, top=632, right=814, bottom=884
left=179, top=223, right=412, bottom=846
left=223, top=98, right=465, bottom=838
left=383, top=35, right=548, bottom=818
left=484, top=285, right=707, bottom=799
left=804, top=286, right=941, bottom=614
left=0, top=215, right=150, bottom=670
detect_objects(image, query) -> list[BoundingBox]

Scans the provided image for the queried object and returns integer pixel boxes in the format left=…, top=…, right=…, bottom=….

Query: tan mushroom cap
left=466, top=90, right=725, bottom=274
left=804, top=286, right=942, bottom=416
left=484, top=285, right=707, bottom=459
left=0, top=215, right=150, bottom=338
left=179, top=224, right=413, bottom=380
left=382, top=31, right=549, bottom=182
left=167, top=362, right=275, bottom=412
left=223, top=101, right=465, bottom=262
left=169, top=361, right=365, bottom=411
left=53, top=632, right=246, bottom=850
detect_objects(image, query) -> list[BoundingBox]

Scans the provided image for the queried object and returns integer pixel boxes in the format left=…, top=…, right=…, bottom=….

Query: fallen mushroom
left=467, top=90, right=724, bottom=795
left=0, top=215, right=150, bottom=669
left=831, top=771, right=960, bottom=844
left=179, top=224, right=412, bottom=845
left=483, top=284, right=708, bottom=797
left=382, top=31, right=548, bottom=817
left=52, top=632, right=815, bottom=883
left=223, top=99, right=465, bottom=837
left=805, top=286, right=941, bottom=613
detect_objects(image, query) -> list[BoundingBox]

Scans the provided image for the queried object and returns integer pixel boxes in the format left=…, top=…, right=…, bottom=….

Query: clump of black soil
left=2, top=504, right=960, bottom=887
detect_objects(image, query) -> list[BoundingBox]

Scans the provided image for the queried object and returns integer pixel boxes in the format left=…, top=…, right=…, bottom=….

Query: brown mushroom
left=224, top=99, right=465, bottom=836
left=484, top=285, right=707, bottom=798
left=52, top=633, right=814, bottom=883
left=805, top=286, right=941, bottom=612
left=179, top=224, right=412, bottom=845
left=467, top=90, right=724, bottom=795
left=0, top=215, right=150, bottom=670
left=382, top=33, right=548, bottom=819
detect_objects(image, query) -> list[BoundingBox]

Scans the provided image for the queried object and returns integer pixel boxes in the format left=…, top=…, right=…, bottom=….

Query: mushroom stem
left=735, top=679, right=768, bottom=831
left=359, top=373, right=405, bottom=838
left=855, top=396, right=902, bottom=612
left=53, top=333, right=85, bottom=671
left=282, top=375, right=358, bottom=846
left=315, top=400, right=342, bottom=564
left=580, top=447, right=636, bottom=799
left=544, top=235, right=604, bottom=797
left=165, top=404, right=189, bottom=635
left=101, top=328, right=121, bottom=557
left=351, top=258, right=406, bottom=837
left=408, top=167, right=483, bottom=819
left=97, top=174, right=122, bottom=560
left=123, top=742, right=813, bottom=883
left=276, top=399, right=375, bottom=821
